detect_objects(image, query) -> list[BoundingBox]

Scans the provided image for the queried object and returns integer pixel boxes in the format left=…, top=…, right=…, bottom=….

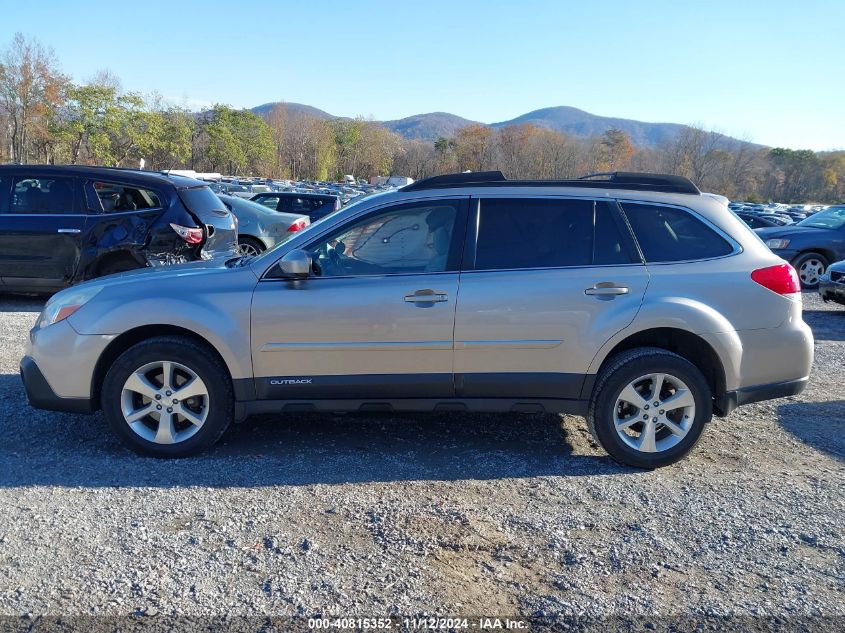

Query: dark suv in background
left=250, top=192, right=340, bottom=222
left=0, top=165, right=237, bottom=293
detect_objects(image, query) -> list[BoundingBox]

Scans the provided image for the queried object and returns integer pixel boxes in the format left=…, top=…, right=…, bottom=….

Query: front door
left=0, top=172, right=86, bottom=289
left=250, top=197, right=469, bottom=400
left=453, top=196, right=649, bottom=400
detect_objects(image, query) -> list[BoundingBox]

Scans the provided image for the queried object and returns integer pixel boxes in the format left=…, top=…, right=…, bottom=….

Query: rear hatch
left=177, top=185, right=239, bottom=258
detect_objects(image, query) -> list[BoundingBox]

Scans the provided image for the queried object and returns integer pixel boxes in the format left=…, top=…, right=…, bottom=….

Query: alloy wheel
left=613, top=372, right=696, bottom=453
left=798, top=258, right=824, bottom=286
left=120, top=361, right=209, bottom=445
left=238, top=242, right=261, bottom=257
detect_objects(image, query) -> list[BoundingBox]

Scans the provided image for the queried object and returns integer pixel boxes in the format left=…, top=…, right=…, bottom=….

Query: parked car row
left=754, top=205, right=845, bottom=289
left=205, top=174, right=395, bottom=206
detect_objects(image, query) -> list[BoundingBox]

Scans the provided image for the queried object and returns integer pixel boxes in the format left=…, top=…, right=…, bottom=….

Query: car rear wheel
left=587, top=348, right=712, bottom=469
left=238, top=236, right=265, bottom=257
left=792, top=252, right=828, bottom=289
left=101, top=336, right=233, bottom=457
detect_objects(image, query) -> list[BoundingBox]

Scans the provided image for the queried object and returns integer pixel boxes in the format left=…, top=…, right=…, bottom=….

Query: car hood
left=754, top=226, right=836, bottom=240
left=78, top=255, right=255, bottom=290
left=828, top=259, right=845, bottom=272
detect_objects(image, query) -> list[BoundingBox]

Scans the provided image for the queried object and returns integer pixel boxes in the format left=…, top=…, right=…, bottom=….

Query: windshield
left=797, top=207, right=845, bottom=230
left=249, top=190, right=390, bottom=265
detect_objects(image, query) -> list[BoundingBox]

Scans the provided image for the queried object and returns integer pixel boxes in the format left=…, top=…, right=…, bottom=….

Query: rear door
left=453, top=196, right=649, bottom=400
left=0, top=171, right=86, bottom=289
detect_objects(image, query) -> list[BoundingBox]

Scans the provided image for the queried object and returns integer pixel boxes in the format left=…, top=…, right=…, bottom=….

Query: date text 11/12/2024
left=307, top=617, right=529, bottom=630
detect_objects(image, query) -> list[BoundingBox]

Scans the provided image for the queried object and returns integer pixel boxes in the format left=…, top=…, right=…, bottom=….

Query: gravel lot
left=0, top=292, right=842, bottom=626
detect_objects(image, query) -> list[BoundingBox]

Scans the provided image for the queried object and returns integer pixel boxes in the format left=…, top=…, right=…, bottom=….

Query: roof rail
left=577, top=171, right=700, bottom=194
left=401, top=170, right=700, bottom=195
left=401, top=171, right=506, bottom=191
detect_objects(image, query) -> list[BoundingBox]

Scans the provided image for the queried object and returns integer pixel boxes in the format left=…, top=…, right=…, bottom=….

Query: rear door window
left=8, top=176, right=77, bottom=214
left=620, top=202, right=733, bottom=262
left=474, top=198, right=593, bottom=269
left=595, top=201, right=638, bottom=265
left=87, top=181, right=162, bottom=213
left=473, top=198, right=636, bottom=270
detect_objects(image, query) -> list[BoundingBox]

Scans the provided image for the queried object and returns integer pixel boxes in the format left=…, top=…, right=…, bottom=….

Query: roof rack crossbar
left=401, top=170, right=700, bottom=195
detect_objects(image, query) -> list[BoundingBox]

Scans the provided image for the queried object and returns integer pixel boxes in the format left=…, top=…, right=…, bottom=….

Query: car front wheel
left=587, top=348, right=712, bottom=469
left=101, top=336, right=234, bottom=457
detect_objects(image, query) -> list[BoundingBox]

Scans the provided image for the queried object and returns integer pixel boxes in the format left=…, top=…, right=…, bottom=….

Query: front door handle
left=404, top=289, right=448, bottom=304
left=585, top=284, right=629, bottom=296
left=57, top=228, right=81, bottom=234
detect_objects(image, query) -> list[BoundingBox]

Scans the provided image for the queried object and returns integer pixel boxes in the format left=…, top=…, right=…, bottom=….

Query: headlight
left=38, top=285, right=103, bottom=329
left=765, top=238, right=791, bottom=250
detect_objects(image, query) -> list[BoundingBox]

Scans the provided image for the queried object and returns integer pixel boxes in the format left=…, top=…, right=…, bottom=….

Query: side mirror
left=278, top=249, right=311, bottom=279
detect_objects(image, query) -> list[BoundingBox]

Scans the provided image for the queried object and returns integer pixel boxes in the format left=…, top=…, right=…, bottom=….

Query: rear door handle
left=57, top=228, right=81, bottom=234
left=404, top=289, right=448, bottom=303
left=585, top=284, right=629, bottom=296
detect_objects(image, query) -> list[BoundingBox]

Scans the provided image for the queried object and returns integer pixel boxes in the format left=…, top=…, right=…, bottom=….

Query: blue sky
left=4, top=0, right=842, bottom=150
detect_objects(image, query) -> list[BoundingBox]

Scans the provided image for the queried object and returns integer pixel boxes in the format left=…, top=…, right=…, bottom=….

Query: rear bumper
left=720, top=376, right=808, bottom=417
left=20, top=356, right=93, bottom=414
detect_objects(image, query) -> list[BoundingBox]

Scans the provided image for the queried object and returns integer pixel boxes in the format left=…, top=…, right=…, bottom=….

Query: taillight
left=751, top=263, right=801, bottom=295
left=170, top=223, right=204, bottom=244
left=287, top=218, right=309, bottom=233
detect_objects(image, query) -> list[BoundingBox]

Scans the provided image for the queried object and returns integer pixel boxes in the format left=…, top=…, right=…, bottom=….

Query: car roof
left=0, top=164, right=206, bottom=190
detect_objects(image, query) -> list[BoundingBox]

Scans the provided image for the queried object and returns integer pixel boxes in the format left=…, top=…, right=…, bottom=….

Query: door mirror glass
left=278, top=249, right=312, bottom=278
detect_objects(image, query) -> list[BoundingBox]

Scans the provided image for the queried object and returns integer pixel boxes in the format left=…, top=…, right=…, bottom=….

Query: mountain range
left=250, top=102, right=741, bottom=148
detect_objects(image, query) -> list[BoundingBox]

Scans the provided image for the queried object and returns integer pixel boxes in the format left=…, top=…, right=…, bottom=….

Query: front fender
left=67, top=269, right=256, bottom=381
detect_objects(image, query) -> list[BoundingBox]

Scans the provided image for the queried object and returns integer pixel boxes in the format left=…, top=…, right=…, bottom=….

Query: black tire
left=791, top=252, right=828, bottom=289
left=101, top=336, right=234, bottom=457
left=587, top=347, right=712, bottom=469
left=97, top=254, right=143, bottom=278
left=238, top=236, right=265, bottom=257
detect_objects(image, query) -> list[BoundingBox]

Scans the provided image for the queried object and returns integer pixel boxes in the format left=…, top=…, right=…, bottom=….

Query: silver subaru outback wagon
left=20, top=171, right=814, bottom=468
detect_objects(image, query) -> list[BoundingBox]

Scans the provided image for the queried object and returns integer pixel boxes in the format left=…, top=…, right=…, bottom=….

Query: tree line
left=2, top=33, right=843, bottom=202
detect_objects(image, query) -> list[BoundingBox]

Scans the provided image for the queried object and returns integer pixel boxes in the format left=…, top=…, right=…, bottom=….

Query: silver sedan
left=217, top=194, right=310, bottom=256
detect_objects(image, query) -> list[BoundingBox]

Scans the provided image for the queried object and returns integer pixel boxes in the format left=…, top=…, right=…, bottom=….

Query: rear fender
left=586, top=297, right=743, bottom=389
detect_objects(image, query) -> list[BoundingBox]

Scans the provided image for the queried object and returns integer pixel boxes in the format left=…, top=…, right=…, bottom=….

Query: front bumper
left=819, top=274, right=845, bottom=305
left=23, top=318, right=114, bottom=407
left=20, top=356, right=93, bottom=414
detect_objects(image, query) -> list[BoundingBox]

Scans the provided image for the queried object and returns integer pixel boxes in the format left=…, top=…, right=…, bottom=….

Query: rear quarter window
left=621, top=202, right=733, bottom=262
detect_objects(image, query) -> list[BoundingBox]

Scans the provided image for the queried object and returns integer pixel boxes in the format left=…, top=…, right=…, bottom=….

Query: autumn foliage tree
left=2, top=33, right=843, bottom=201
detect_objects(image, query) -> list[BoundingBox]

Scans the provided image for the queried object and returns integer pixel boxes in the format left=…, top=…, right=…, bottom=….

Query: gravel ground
left=0, top=292, right=842, bottom=626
